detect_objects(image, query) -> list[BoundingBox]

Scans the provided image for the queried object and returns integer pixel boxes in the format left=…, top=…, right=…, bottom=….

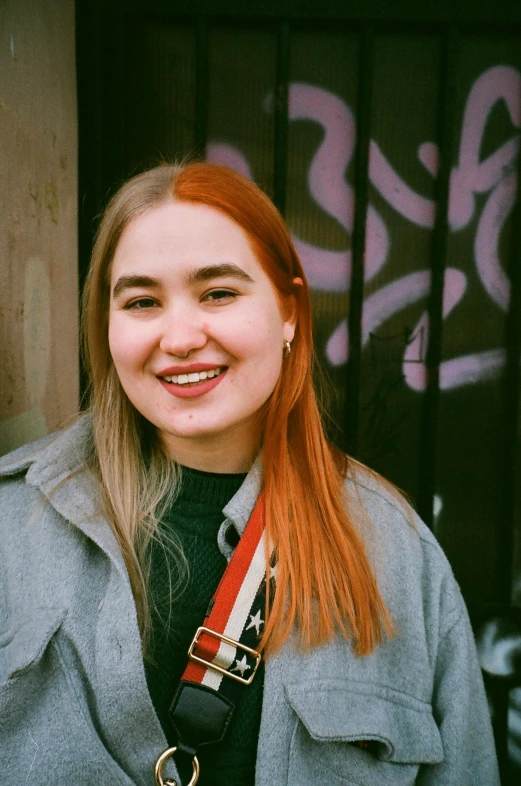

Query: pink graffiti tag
left=207, top=66, right=520, bottom=391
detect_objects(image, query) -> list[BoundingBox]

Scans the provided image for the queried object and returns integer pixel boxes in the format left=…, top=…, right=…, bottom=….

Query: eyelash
left=122, top=289, right=238, bottom=310
left=203, top=288, right=238, bottom=303
left=123, top=297, right=157, bottom=311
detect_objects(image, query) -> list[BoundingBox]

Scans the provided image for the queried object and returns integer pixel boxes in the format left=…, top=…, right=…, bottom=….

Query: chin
left=160, top=420, right=223, bottom=440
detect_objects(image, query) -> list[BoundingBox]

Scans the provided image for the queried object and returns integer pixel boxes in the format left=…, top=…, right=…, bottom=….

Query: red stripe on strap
left=183, top=493, right=265, bottom=684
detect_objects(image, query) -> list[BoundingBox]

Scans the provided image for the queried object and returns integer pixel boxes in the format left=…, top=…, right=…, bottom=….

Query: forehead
left=111, top=200, right=260, bottom=278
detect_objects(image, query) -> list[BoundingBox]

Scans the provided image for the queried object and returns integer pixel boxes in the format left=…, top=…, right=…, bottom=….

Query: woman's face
left=108, top=200, right=296, bottom=472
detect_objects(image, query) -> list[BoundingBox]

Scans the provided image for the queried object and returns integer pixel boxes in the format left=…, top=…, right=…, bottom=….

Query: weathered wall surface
left=0, top=0, right=78, bottom=454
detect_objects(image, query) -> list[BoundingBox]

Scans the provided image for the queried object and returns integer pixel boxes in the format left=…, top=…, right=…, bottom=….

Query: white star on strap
left=246, top=609, right=264, bottom=635
left=269, top=564, right=278, bottom=581
left=231, top=655, right=251, bottom=677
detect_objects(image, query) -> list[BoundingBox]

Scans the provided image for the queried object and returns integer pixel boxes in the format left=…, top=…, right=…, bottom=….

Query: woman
left=0, top=162, right=499, bottom=785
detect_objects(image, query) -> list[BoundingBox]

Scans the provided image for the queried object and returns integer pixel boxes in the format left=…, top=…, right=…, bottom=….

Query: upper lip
left=157, top=363, right=227, bottom=376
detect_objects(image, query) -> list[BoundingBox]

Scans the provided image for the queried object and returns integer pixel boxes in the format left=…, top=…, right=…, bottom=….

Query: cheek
left=107, top=320, right=126, bottom=368
left=238, top=324, right=284, bottom=385
left=230, top=305, right=284, bottom=357
left=108, top=318, right=147, bottom=371
left=230, top=329, right=280, bottom=365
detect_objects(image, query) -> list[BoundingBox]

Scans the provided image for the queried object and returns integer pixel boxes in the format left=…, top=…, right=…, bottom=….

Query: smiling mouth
left=160, top=367, right=225, bottom=386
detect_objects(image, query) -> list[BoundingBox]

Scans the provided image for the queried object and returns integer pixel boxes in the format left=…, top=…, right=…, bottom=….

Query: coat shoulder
left=345, top=459, right=443, bottom=554
left=0, top=414, right=92, bottom=481
left=0, top=430, right=61, bottom=477
left=344, top=460, right=465, bottom=638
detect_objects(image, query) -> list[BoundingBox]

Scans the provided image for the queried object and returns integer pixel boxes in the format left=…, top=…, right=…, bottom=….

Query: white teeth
left=162, top=368, right=222, bottom=385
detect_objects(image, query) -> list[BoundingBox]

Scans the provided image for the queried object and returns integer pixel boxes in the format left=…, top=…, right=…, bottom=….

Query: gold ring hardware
left=154, top=747, right=200, bottom=786
left=188, top=626, right=261, bottom=685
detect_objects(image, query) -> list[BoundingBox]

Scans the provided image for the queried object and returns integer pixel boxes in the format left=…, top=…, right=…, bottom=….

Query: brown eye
left=203, top=289, right=237, bottom=303
left=124, top=297, right=157, bottom=310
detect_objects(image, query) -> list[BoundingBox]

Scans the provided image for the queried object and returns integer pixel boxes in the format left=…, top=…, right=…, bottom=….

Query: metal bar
left=114, top=0, right=521, bottom=26
left=76, top=0, right=104, bottom=402
left=499, top=156, right=521, bottom=604
left=416, top=24, right=457, bottom=528
left=492, top=683, right=510, bottom=783
left=194, top=16, right=209, bottom=156
left=76, top=0, right=104, bottom=291
left=272, top=21, right=291, bottom=215
left=493, top=115, right=521, bottom=783
left=343, top=24, right=374, bottom=457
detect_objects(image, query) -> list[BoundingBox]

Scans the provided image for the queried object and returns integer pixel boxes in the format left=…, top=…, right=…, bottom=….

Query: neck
left=160, top=429, right=259, bottom=473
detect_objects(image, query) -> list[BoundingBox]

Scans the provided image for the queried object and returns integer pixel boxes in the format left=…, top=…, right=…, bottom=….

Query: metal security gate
left=76, top=2, right=521, bottom=780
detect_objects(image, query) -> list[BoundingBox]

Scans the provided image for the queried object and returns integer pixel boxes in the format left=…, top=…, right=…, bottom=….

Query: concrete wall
left=0, top=0, right=78, bottom=455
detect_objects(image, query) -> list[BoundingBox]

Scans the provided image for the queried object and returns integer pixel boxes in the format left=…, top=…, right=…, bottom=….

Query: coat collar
left=222, top=455, right=263, bottom=535
left=0, top=415, right=129, bottom=575
left=0, top=415, right=264, bottom=575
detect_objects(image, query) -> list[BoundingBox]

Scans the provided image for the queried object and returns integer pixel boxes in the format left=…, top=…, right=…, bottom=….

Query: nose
left=158, top=303, right=207, bottom=357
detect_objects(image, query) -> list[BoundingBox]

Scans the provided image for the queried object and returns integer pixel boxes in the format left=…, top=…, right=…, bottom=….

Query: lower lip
left=158, top=370, right=227, bottom=399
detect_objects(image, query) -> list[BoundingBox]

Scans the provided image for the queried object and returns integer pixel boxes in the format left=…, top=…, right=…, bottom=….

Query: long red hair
left=172, top=164, right=392, bottom=654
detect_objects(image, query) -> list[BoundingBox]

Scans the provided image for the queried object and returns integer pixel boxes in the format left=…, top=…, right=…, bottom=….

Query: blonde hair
left=82, top=162, right=393, bottom=655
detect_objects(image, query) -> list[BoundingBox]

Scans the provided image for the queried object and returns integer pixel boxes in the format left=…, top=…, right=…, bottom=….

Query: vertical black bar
left=194, top=16, right=209, bottom=157
left=76, top=0, right=104, bottom=292
left=344, top=24, right=374, bottom=457
left=76, top=0, right=104, bottom=402
left=416, top=25, right=458, bottom=528
left=493, top=122, right=521, bottom=785
left=499, top=164, right=521, bottom=603
left=273, top=21, right=290, bottom=215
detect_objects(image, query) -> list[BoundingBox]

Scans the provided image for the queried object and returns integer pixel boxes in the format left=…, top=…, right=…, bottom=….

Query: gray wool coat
left=0, top=417, right=499, bottom=786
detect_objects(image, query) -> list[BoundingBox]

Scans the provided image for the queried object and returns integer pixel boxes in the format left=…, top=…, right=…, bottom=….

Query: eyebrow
left=112, top=264, right=254, bottom=298
left=112, top=275, right=160, bottom=298
left=186, top=264, right=254, bottom=285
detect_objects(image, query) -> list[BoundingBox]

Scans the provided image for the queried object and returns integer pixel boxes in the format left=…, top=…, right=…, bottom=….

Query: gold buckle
left=154, top=747, right=199, bottom=786
left=188, top=625, right=261, bottom=685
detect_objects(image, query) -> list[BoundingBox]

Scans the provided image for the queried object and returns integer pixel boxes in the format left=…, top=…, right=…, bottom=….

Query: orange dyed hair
left=83, top=162, right=392, bottom=655
left=172, top=164, right=392, bottom=655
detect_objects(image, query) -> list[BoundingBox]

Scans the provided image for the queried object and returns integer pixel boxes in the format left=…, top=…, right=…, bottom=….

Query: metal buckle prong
left=188, top=625, right=261, bottom=685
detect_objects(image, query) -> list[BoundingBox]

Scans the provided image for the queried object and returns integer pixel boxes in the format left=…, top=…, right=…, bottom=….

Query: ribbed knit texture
left=145, top=465, right=264, bottom=786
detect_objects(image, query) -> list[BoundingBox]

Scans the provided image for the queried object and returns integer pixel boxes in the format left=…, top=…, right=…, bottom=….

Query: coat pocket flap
left=285, top=680, right=444, bottom=765
left=0, top=607, right=67, bottom=681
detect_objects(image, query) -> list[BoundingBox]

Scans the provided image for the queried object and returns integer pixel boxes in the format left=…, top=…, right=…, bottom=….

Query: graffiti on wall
left=207, top=64, right=521, bottom=770
left=209, top=65, right=520, bottom=391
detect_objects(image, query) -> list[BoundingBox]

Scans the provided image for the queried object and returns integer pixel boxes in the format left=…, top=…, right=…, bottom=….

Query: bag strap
left=154, top=492, right=272, bottom=786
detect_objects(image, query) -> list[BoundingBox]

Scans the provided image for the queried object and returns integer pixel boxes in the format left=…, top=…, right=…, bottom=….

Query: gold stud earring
left=283, top=340, right=291, bottom=358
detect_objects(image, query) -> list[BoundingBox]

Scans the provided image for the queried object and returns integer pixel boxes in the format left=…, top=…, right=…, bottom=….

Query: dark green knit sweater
left=144, top=465, right=264, bottom=786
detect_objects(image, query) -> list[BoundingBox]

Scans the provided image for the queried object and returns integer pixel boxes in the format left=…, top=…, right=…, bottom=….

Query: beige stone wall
left=0, top=0, right=78, bottom=455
